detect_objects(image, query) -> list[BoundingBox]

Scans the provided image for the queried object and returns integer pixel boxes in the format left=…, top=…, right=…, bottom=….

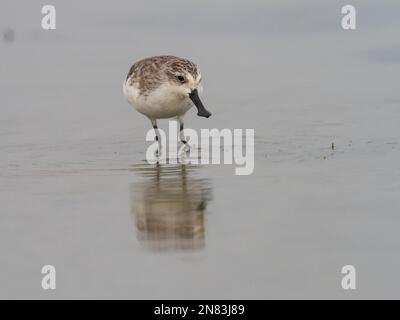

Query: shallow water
left=1, top=0, right=400, bottom=299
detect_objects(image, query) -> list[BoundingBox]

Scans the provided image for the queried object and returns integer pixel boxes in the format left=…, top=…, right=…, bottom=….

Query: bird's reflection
left=130, top=163, right=212, bottom=252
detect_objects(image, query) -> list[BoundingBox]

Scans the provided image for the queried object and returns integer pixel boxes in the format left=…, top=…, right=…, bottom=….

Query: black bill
left=189, top=89, right=212, bottom=118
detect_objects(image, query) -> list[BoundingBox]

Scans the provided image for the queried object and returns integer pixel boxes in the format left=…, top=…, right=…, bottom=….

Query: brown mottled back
left=126, top=56, right=199, bottom=95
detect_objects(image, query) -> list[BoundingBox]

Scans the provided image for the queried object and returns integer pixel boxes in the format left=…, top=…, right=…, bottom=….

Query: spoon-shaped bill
left=189, top=89, right=212, bottom=118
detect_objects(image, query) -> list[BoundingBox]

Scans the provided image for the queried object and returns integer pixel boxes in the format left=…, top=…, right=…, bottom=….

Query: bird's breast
left=125, top=82, right=192, bottom=119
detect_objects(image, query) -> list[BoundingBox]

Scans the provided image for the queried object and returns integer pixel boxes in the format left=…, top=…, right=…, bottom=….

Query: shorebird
left=123, top=55, right=212, bottom=149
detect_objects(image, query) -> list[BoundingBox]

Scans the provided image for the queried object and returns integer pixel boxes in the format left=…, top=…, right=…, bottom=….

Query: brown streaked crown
left=126, top=56, right=199, bottom=95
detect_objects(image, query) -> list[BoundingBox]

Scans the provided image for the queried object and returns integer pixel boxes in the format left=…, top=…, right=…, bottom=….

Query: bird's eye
left=177, top=75, right=185, bottom=83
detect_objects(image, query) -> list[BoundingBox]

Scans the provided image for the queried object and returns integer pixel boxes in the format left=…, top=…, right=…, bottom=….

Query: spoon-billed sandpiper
left=123, top=55, right=212, bottom=147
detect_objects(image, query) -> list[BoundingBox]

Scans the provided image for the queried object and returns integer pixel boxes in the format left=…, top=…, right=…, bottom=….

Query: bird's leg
left=178, top=116, right=190, bottom=153
left=178, top=116, right=187, bottom=144
left=179, top=123, right=187, bottom=144
left=151, top=119, right=161, bottom=157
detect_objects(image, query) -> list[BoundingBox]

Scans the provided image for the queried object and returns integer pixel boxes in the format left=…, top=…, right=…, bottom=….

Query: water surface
left=1, top=0, right=400, bottom=299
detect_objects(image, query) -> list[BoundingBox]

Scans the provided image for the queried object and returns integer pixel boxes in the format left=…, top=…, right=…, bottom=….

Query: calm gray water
left=1, top=0, right=400, bottom=299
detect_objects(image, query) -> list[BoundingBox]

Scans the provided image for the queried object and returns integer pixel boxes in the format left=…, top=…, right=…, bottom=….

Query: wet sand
left=1, top=0, right=400, bottom=299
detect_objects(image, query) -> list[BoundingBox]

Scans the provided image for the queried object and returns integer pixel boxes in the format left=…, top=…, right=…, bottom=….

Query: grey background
left=1, top=0, right=400, bottom=299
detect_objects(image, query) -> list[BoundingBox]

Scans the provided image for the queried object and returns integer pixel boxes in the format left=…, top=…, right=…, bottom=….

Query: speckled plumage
left=126, top=55, right=200, bottom=96
left=123, top=55, right=211, bottom=147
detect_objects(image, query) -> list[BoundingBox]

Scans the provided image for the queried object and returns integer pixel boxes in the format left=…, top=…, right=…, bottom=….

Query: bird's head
left=165, top=59, right=212, bottom=118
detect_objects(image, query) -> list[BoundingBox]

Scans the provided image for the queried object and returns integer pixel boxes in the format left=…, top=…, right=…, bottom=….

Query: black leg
left=153, top=125, right=159, bottom=141
left=150, top=119, right=161, bottom=157
left=179, top=122, right=187, bottom=144
left=151, top=119, right=161, bottom=143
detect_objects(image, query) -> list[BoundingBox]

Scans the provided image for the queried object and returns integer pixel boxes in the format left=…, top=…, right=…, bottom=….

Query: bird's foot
left=154, top=147, right=162, bottom=158
left=180, top=141, right=191, bottom=154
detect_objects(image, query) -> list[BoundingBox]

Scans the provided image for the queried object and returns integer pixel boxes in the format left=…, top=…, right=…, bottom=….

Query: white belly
left=123, top=81, right=192, bottom=119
